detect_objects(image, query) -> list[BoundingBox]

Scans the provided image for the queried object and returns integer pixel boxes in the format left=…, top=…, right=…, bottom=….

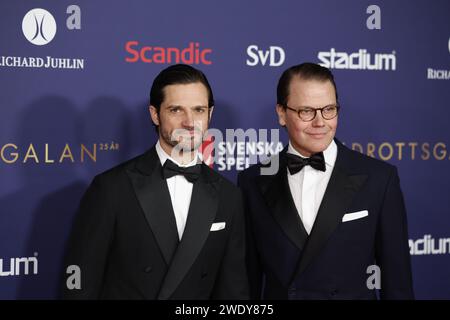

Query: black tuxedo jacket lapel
left=126, top=147, right=179, bottom=266
left=257, top=149, right=309, bottom=252
left=295, top=139, right=368, bottom=277
left=157, top=163, right=221, bottom=300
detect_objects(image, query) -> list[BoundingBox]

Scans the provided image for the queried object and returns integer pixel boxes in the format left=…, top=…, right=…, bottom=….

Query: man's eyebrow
left=297, top=104, right=337, bottom=109
left=165, top=105, right=208, bottom=109
left=166, top=104, right=183, bottom=108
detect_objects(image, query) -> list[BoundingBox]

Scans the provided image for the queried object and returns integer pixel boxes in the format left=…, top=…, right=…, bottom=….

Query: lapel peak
left=157, top=165, right=221, bottom=300
left=257, top=150, right=309, bottom=251
left=126, top=147, right=179, bottom=266
left=294, top=141, right=368, bottom=277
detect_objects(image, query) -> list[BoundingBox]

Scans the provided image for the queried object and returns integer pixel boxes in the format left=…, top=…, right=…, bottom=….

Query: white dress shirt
left=287, top=140, right=338, bottom=234
left=155, top=140, right=202, bottom=240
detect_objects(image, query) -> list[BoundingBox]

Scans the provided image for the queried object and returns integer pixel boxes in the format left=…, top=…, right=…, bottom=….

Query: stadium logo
left=409, top=235, right=450, bottom=255
left=0, top=253, right=38, bottom=276
left=317, top=48, right=396, bottom=71
left=22, top=8, right=57, bottom=46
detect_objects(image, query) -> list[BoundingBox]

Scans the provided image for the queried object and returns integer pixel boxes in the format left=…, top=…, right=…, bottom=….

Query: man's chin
left=172, top=140, right=202, bottom=153
left=309, top=138, right=333, bottom=153
left=291, top=136, right=333, bottom=155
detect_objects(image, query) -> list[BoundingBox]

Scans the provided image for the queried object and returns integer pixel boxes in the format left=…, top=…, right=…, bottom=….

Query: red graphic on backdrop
left=125, top=41, right=212, bottom=65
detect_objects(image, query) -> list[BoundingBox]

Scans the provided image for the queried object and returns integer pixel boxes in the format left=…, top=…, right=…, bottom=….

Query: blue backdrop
left=1, top=0, right=449, bottom=299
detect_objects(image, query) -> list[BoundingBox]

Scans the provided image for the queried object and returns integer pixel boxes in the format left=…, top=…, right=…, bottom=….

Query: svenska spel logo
left=22, top=8, right=57, bottom=46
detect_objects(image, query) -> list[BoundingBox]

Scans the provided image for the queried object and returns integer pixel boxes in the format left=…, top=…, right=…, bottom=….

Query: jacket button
left=201, top=272, right=208, bottom=279
left=330, top=289, right=338, bottom=297
left=144, top=266, right=153, bottom=273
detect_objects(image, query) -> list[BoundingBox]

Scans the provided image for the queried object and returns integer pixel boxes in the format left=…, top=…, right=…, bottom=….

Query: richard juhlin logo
left=22, top=8, right=57, bottom=46
left=426, top=37, right=450, bottom=80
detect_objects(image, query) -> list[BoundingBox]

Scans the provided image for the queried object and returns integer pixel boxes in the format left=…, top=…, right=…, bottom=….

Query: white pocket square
left=210, top=222, right=226, bottom=231
left=342, top=210, right=368, bottom=222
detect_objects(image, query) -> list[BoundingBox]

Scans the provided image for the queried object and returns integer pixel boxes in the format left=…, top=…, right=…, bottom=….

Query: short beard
left=160, top=127, right=203, bottom=156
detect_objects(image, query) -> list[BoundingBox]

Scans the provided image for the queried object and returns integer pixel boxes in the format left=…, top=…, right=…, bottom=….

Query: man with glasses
left=238, top=62, right=414, bottom=300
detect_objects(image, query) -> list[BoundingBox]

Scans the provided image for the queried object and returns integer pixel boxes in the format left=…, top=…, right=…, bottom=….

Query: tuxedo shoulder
left=238, top=162, right=267, bottom=180
left=90, top=152, right=146, bottom=183
left=202, top=165, right=240, bottom=191
left=238, top=153, right=280, bottom=180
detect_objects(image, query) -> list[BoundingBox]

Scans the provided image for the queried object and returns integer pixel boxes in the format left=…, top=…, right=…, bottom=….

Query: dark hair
left=276, top=62, right=338, bottom=107
left=150, top=64, right=214, bottom=111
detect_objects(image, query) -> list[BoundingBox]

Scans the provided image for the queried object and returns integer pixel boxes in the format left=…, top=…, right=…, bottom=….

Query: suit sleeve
left=211, top=190, right=250, bottom=300
left=237, top=172, right=264, bottom=300
left=61, top=175, right=116, bottom=299
left=375, top=166, right=415, bottom=299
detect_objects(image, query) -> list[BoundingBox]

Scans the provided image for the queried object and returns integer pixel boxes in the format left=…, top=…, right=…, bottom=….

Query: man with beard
left=62, top=64, right=249, bottom=300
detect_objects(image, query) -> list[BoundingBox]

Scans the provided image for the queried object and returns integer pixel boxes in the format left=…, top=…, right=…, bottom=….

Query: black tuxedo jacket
left=62, top=146, right=249, bottom=299
left=238, top=139, right=414, bottom=300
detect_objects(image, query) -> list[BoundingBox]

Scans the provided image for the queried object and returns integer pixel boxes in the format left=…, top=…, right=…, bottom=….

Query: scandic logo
left=125, top=41, right=212, bottom=65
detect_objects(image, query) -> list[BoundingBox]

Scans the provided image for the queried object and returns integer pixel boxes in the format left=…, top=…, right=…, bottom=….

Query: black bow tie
left=286, top=152, right=326, bottom=175
left=162, top=159, right=202, bottom=183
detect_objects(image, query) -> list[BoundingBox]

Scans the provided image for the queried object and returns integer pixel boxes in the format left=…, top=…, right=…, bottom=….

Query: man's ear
left=149, top=105, right=160, bottom=126
left=208, top=106, right=214, bottom=123
left=276, top=104, right=287, bottom=127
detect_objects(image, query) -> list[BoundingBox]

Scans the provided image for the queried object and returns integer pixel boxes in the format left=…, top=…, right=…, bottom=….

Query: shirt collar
left=287, top=139, right=337, bottom=168
left=156, top=140, right=202, bottom=168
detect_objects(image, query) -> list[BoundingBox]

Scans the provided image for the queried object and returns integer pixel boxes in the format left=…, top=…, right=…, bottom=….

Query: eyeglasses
left=283, top=104, right=340, bottom=122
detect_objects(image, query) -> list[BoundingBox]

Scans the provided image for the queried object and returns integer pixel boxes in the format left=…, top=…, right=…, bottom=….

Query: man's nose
left=182, top=110, right=194, bottom=127
left=311, top=110, right=325, bottom=126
